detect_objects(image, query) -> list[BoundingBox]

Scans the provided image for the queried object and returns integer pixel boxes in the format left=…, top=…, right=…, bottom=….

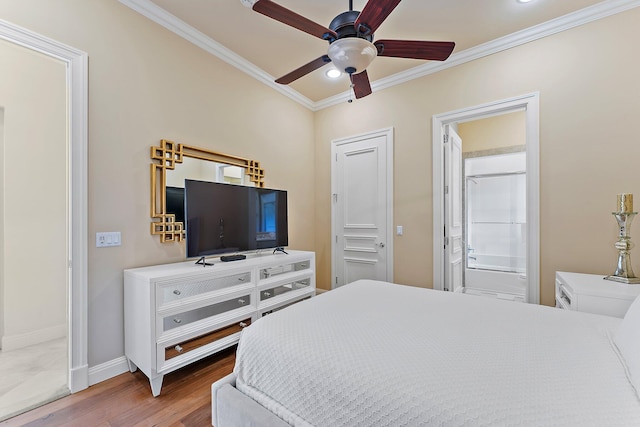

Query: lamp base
left=604, top=275, right=640, bottom=284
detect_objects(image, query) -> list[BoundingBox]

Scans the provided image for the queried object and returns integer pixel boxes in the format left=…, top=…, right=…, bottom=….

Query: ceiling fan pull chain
left=348, top=73, right=354, bottom=103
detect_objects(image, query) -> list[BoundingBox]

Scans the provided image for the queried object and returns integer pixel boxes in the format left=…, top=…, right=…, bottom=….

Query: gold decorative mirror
left=150, top=139, right=265, bottom=242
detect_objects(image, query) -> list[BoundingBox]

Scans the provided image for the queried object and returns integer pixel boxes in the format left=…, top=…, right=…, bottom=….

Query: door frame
left=432, top=93, right=540, bottom=304
left=331, top=127, right=394, bottom=288
left=0, top=20, right=89, bottom=391
left=444, top=126, right=464, bottom=293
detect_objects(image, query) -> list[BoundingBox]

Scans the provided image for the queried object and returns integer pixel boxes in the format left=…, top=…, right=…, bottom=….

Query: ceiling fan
left=241, top=0, right=455, bottom=99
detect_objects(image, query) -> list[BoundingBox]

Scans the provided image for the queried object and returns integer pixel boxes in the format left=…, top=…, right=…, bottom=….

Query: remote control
left=220, top=254, right=246, bottom=262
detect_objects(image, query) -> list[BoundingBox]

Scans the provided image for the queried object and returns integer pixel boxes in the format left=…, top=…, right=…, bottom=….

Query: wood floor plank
left=0, top=347, right=236, bottom=427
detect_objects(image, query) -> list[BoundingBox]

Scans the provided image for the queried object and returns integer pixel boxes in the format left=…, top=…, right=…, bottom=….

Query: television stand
left=124, top=250, right=315, bottom=396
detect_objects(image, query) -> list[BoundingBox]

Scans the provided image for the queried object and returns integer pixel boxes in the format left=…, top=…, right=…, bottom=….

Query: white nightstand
left=555, top=271, right=640, bottom=318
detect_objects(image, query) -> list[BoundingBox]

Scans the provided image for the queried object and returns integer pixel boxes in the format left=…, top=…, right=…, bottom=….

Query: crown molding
left=367, top=0, right=640, bottom=99
left=120, top=0, right=640, bottom=112
left=118, top=0, right=315, bottom=110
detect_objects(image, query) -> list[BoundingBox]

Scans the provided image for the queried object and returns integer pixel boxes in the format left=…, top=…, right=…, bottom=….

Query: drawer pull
left=263, top=291, right=271, bottom=297
left=300, top=263, right=308, bottom=268
left=239, top=322, right=248, bottom=328
left=174, top=345, right=183, bottom=353
left=173, top=290, right=181, bottom=295
left=238, top=276, right=246, bottom=282
left=238, top=298, right=246, bottom=305
left=173, top=318, right=182, bottom=324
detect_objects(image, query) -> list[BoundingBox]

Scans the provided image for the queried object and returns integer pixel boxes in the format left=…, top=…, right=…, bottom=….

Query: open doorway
left=432, top=94, right=540, bottom=304
left=0, top=19, right=89, bottom=420
left=461, top=114, right=527, bottom=301
left=0, top=35, right=69, bottom=422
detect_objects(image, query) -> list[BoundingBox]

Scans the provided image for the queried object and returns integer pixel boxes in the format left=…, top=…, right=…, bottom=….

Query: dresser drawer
left=162, top=294, right=251, bottom=332
left=260, top=277, right=312, bottom=301
left=157, top=272, right=251, bottom=307
left=260, top=260, right=311, bottom=280
left=164, top=318, right=251, bottom=361
left=555, top=280, right=572, bottom=309
left=260, top=296, right=311, bottom=317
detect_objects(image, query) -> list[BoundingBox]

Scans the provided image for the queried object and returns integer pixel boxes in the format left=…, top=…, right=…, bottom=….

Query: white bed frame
left=212, top=373, right=289, bottom=427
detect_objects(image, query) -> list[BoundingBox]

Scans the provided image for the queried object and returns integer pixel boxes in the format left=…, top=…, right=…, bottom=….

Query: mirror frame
left=150, top=139, right=265, bottom=242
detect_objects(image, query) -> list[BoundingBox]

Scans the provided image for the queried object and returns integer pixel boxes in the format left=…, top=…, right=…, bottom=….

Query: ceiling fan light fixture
left=326, top=68, right=342, bottom=79
left=327, top=37, right=377, bottom=74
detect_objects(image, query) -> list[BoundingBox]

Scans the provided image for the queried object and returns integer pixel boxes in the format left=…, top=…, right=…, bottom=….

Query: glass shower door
left=466, top=172, right=526, bottom=273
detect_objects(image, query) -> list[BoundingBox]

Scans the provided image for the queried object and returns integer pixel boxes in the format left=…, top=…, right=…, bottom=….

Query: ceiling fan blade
left=350, top=70, right=372, bottom=99
left=354, top=0, right=402, bottom=35
left=374, top=40, right=455, bottom=61
left=275, top=55, right=331, bottom=85
left=252, top=0, right=338, bottom=41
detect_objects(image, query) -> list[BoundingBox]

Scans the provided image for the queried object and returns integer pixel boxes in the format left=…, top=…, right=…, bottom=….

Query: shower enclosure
left=464, top=152, right=526, bottom=299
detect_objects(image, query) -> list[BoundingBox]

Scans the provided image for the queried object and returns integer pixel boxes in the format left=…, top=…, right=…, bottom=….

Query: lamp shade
left=327, top=38, right=377, bottom=74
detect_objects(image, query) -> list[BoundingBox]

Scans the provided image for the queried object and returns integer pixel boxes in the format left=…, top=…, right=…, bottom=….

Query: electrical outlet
left=96, top=232, right=121, bottom=247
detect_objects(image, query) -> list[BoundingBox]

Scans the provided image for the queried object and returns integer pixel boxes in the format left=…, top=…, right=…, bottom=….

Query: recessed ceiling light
left=326, top=68, right=341, bottom=79
left=517, top=0, right=535, bottom=3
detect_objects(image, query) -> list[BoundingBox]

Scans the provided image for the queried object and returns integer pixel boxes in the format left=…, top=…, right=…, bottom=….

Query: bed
left=211, top=279, right=640, bottom=426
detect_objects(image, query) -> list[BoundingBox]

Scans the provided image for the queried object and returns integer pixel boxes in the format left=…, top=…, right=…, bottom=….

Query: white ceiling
left=122, top=0, right=631, bottom=108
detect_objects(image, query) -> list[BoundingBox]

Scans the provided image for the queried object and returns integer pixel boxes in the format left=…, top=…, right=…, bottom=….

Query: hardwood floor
left=0, top=346, right=236, bottom=427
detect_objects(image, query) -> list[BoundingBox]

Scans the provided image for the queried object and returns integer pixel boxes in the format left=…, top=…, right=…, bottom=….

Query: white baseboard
left=88, top=356, right=130, bottom=386
left=70, top=364, right=89, bottom=393
left=0, top=323, right=66, bottom=351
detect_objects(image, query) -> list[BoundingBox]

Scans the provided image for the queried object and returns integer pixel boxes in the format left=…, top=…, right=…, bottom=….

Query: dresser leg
left=126, top=358, right=138, bottom=373
left=150, top=375, right=164, bottom=397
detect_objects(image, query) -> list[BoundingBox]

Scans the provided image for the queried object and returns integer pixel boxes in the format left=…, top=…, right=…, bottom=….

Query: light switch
left=96, top=232, right=121, bottom=247
left=396, top=225, right=403, bottom=236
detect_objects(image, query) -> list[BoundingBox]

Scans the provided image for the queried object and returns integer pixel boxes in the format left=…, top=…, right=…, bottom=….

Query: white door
left=444, top=126, right=463, bottom=292
left=332, top=128, right=393, bottom=288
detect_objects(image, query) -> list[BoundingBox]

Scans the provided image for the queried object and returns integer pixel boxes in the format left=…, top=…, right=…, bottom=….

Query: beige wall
left=0, top=0, right=315, bottom=366
left=0, top=39, right=67, bottom=349
left=458, top=111, right=526, bottom=153
left=315, top=8, right=640, bottom=305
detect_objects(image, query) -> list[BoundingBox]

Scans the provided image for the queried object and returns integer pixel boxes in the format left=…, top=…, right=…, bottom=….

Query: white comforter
left=234, top=280, right=640, bottom=426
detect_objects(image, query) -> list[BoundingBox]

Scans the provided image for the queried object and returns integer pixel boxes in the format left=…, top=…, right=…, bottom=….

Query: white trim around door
left=432, top=93, right=540, bottom=304
left=0, top=19, right=89, bottom=392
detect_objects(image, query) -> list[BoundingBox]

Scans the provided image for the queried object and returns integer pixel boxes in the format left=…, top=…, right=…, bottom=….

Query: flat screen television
left=183, top=179, right=288, bottom=258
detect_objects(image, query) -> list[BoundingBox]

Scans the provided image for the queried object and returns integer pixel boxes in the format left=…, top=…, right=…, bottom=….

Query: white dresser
left=555, top=271, right=640, bottom=318
left=124, top=250, right=315, bottom=396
